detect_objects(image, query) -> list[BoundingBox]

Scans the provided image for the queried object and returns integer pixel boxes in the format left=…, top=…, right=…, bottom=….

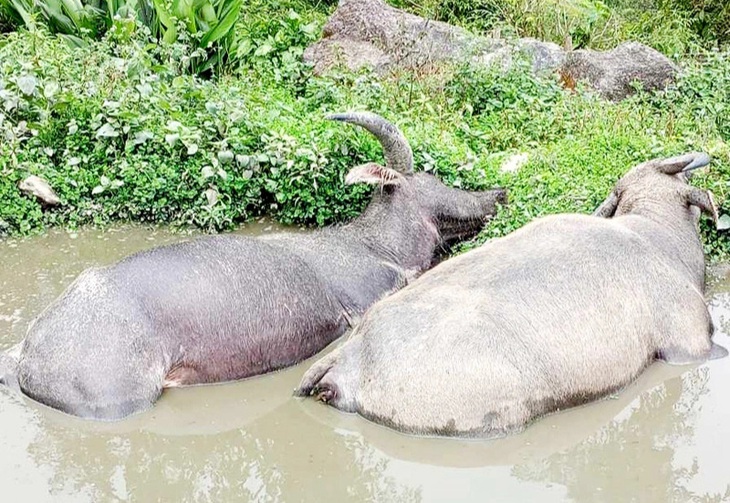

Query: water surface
left=1, top=225, right=729, bottom=502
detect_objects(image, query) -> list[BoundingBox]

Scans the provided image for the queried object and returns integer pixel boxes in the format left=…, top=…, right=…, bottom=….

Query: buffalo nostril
left=490, top=189, right=508, bottom=205
left=315, top=386, right=336, bottom=403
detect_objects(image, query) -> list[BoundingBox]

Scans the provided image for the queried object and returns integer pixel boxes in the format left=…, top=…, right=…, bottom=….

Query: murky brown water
left=1, top=224, right=729, bottom=502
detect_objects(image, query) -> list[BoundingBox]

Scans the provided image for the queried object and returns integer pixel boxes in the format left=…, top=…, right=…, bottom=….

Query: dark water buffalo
left=296, top=152, right=726, bottom=438
left=0, top=112, right=506, bottom=421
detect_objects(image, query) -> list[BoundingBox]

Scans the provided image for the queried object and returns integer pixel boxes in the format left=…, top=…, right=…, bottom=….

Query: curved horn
left=657, top=152, right=711, bottom=175
left=327, top=112, right=413, bottom=174
left=593, top=191, right=619, bottom=218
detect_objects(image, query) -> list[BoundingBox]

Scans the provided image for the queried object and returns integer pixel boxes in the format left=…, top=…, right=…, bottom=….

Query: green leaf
left=200, top=0, right=241, bottom=46
left=96, top=123, right=118, bottom=138
left=235, top=38, right=252, bottom=58
left=16, top=75, right=37, bottom=95
left=197, top=53, right=220, bottom=73
left=162, top=25, right=178, bottom=44
left=59, top=33, right=88, bottom=48
left=718, top=214, right=730, bottom=231
left=200, top=3, right=216, bottom=24
left=9, top=0, right=34, bottom=27
left=254, top=43, right=273, bottom=57
left=151, top=0, right=173, bottom=28
left=171, top=0, right=196, bottom=32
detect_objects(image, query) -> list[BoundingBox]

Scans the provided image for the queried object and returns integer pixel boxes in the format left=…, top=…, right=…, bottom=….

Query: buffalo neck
left=621, top=202, right=706, bottom=287
left=340, top=188, right=440, bottom=273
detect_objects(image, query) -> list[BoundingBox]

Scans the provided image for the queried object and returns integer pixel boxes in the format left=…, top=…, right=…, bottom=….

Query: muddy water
left=1, top=225, right=729, bottom=503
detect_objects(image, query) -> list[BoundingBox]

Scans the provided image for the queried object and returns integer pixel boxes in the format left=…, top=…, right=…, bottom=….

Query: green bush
left=0, top=27, right=383, bottom=233
left=0, top=0, right=729, bottom=260
left=678, top=0, right=730, bottom=45
left=0, top=29, right=266, bottom=231
left=392, top=0, right=612, bottom=47
left=402, top=0, right=728, bottom=53
left=0, top=0, right=243, bottom=74
left=235, top=6, right=323, bottom=92
left=606, top=0, right=730, bottom=47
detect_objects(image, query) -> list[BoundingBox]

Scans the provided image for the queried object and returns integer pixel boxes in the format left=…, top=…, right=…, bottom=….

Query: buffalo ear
left=685, top=187, right=719, bottom=226
left=345, top=163, right=404, bottom=186
left=593, top=191, right=619, bottom=218
left=657, top=152, right=711, bottom=175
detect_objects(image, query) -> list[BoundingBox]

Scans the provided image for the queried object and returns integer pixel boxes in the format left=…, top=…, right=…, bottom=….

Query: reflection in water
left=513, top=371, right=707, bottom=502
left=18, top=393, right=422, bottom=501
left=511, top=286, right=730, bottom=503
left=1, top=225, right=729, bottom=502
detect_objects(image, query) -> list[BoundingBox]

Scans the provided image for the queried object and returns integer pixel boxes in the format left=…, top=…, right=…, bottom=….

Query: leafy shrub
left=394, top=0, right=701, bottom=54
left=236, top=7, right=322, bottom=92
left=606, top=0, right=730, bottom=47
left=676, top=0, right=730, bottom=45
left=0, top=0, right=242, bottom=74
left=445, top=59, right=563, bottom=117
left=258, top=129, right=369, bottom=225
left=0, top=1, right=729, bottom=260
left=0, top=29, right=266, bottom=231
left=394, top=0, right=619, bottom=48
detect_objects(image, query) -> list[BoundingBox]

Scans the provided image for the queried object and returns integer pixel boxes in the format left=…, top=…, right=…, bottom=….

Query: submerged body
left=297, top=153, right=724, bottom=438
left=16, top=229, right=406, bottom=419
left=2, top=112, right=506, bottom=420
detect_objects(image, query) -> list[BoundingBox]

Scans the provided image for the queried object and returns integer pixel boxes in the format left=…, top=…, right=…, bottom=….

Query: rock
left=305, top=0, right=563, bottom=76
left=304, top=37, right=391, bottom=76
left=559, top=42, right=678, bottom=101
left=18, top=175, right=61, bottom=207
left=306, top=1, right=673, bottom=102
left=516, top=38, right=566, bottom=73
left=500, top=153, right=529, bottom=174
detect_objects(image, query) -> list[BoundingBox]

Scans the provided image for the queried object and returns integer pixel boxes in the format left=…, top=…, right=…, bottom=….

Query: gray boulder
left=517, top=38, right=567, bottom=73
left=560, top=42, right=678, bottom=101
left=306, top=1, right=676, bottom=101
left=304, top=0, right=564, bottom=75
left=19, top=175, right=61, bottom=207
left=304, top=37, right=391, bottom=75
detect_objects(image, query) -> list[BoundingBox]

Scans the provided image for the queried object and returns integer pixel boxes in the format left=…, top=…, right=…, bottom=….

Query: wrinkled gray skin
left=0, top=112, right=506, bottom=421
left=296, top=152, right=726, bottom=438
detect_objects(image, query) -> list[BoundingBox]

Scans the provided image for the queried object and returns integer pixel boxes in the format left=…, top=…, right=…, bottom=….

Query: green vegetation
left=0, top=0, right=243, bottom=73
left=395, top=0, right=728, bottom=53
left=0, top=0, right=728, bottom=258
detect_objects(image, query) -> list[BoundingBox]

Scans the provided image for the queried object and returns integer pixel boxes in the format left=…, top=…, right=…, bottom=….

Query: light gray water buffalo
left=0, top=112, right=506, bottom=421
left=296, top=152, right=726, bottom=438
